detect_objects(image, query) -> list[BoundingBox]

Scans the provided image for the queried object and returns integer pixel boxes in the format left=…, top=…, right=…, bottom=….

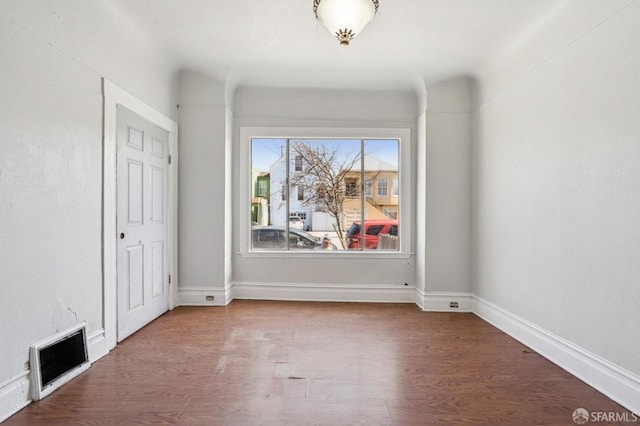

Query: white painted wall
left=0, top=3, right=177, bottom=420
left=0, top=9, right=102, bottom=385
left=224, top=108, right=234, bottom=292
left=178, top=80, right=472, bottom=303
left=424, top=78, right=473, bottom=294
left=177, top=72, right=232, bottom=300
left=415, top=110, right=427, bottom=295
left=232, top=87, right=418, bottom=289
left=473, top=0, right=640, bottom=377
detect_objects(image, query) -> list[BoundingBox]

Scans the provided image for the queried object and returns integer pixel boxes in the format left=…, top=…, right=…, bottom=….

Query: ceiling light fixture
left=313, top=0, right=379, bottom=46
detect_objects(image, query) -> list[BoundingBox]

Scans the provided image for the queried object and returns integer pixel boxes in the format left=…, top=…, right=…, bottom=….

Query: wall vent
left=30, top=322, right=90, bottom=400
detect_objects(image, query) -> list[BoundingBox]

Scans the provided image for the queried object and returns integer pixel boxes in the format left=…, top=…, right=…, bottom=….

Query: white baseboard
left=231, top=282, right=416, bottom=303
left=473, top=296, right=640, bottom=415
left=178, top=286, right=233, bottom=306
left=0, top=370, right=30, bottom=423
left=87, top=328, right=108, bottom=363
left=417, top=289, right=474, bottom=312
left=0, top=327, right=108, bottom=422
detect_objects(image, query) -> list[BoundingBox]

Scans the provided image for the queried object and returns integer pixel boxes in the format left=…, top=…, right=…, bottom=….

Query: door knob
left=120, top=232, right=125, bottom=239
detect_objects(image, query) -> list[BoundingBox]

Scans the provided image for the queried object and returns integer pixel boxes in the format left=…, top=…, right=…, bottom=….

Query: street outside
left=308, top=231, right=343, bottom=249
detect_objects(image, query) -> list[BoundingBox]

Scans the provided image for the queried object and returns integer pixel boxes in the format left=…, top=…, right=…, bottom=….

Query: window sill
left=238, top=250, right=412, bottom=260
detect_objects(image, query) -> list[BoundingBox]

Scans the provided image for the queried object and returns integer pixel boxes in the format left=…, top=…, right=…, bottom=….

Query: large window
left=250, top=137, right=400, bottom=251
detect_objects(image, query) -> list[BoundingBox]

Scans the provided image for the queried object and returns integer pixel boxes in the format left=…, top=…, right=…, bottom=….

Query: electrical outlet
left=449, top=301, right=459, bottom=308
left=205, top=295, right=215, bottom=302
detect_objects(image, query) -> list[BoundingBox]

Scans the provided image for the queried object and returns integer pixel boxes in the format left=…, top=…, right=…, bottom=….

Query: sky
left=251, top=138, right=399, bottom=173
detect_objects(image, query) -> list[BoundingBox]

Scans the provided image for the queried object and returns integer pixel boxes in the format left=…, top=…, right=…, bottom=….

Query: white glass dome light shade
left=314, top=0, right=379, bottom=45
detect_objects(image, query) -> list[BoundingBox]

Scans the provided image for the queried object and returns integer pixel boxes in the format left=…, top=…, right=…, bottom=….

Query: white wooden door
left=116, top=106, right=169, bottom=341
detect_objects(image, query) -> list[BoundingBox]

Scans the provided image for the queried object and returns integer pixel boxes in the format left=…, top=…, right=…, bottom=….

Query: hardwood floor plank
left=4, top=300, right=629, bottom=425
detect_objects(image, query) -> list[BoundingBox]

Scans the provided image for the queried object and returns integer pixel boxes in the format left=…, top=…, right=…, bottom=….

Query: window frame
left=240, top=126, right=411, bottom=258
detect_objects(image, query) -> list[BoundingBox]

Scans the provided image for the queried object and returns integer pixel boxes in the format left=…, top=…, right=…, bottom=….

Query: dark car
left=252, top=227, right=336, bottom=250
left=346, top=219, right=398, bottom=249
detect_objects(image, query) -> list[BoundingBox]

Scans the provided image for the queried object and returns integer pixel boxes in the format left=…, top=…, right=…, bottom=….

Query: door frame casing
left=103, top=79, right=178, bottom=351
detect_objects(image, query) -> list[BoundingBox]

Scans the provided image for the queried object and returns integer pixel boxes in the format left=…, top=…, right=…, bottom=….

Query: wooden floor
left=6, top=300, right=626, bottom=425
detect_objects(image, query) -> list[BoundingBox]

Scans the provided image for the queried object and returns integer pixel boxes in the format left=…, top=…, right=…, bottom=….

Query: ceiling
left=96, top=1, right=569, bottom=91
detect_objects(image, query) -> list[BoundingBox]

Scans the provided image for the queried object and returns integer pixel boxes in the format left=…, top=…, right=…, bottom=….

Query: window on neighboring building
left=377, top=178, right=388, bottom=196
left=393, top=178, right=398, bottom=196
left=345, top=179, right=358, bottom=198
left=258, top=180, right=268, bottom=197
left=291, top=212, right=306, bottom=221
left=250, top=136, right=401, bottom=252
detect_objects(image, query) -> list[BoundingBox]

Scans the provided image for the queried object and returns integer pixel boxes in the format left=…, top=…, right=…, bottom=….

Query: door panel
left=150, top=241, right=164, bottom=298
left=127, top=126, right=144, bottom=151
left=117, top=106, right=169, bottom=341
left=127, top=244, right=144, bottom=309
left=150, top=166, right=164, bottom=223
left=127, top=160, right=144, bottom=224
left=151, top=136, right=164, bottom=158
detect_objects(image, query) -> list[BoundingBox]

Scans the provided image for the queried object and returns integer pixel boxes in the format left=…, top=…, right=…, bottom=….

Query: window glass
left=383, top=208, right=397, bottom=219
left=252, top=228, right=286, bottom=250
left=345, top=179, right=358, bottom=198
left=258, top=180, right=268, bottom=197
left=251, top=138, right=399, bottom=251
left=365, top=225, right=384, bottom=235
left=364, top=179, right=372, bottom=196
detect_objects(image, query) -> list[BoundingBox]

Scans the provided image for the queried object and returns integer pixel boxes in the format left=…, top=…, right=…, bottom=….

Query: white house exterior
left=269, top=154, right=314, bottom=230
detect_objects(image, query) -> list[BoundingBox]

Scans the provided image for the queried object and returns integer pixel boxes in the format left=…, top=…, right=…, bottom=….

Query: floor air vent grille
left=30, top=322, right=90, bottom=400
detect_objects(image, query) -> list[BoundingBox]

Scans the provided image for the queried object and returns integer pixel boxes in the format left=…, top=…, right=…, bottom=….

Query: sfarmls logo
left=573, top=408, right=639, bottom=424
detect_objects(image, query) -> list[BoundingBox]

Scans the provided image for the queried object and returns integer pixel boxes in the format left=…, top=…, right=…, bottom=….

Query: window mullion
left=360, top=139, right=365, bottom=251
left=285, top=139, right=290, bottom=250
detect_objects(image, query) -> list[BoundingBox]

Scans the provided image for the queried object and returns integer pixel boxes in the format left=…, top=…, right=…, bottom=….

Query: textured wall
left=473, top=0, right=640, bottom=375
left=425, top=77, right=473, bottom=294
left=177, top=72, right=229, bottom=291
left=0, top=10, right=103, bottom=390
left=0, top=2, right=177, bottom=419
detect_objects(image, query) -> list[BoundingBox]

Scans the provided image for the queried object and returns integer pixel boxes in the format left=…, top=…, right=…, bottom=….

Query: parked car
left=252, top=226, right=336, bottom=250
left=346, top=219, right=398, bottom=249
left=289, top=216, right=304, bottom=229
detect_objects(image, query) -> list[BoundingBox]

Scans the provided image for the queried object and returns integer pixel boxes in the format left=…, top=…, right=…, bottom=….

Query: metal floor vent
left=30, top=322, right=90, bottom=400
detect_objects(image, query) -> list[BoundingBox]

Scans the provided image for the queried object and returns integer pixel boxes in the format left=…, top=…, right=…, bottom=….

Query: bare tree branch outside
left=286, top=140, right=381, bottom=249
left=253, top=137, right=399, bottom=251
